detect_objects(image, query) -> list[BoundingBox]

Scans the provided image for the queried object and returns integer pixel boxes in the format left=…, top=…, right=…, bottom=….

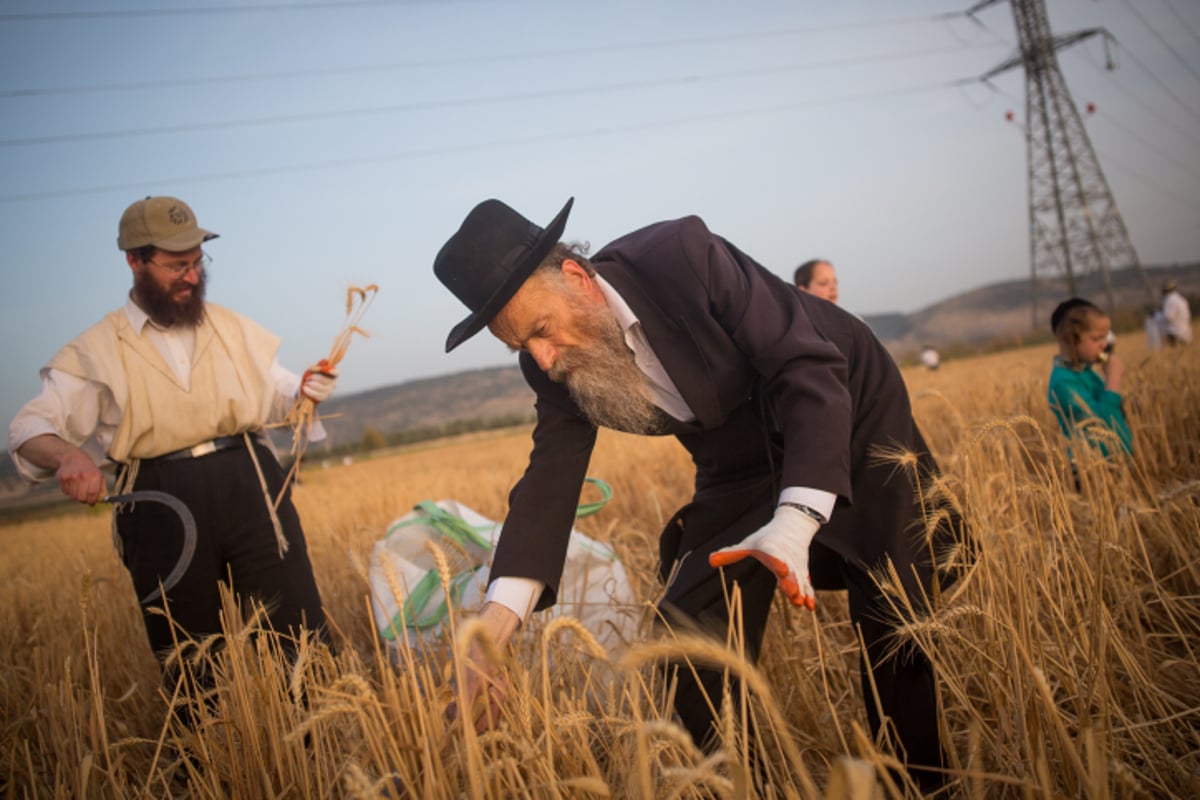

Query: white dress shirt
left=1163, top=290, right=1193, bottom=344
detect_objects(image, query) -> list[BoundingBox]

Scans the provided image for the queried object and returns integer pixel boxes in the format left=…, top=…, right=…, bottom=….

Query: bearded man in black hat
left=434, top=197, right=965, bottom=791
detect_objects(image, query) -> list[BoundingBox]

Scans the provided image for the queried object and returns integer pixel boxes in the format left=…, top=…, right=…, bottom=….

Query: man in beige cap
left=8, top=195, right=338, bottom=711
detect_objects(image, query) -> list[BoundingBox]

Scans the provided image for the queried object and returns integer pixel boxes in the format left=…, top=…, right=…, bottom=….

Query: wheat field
left=2, top=334, right=1198, bottom=799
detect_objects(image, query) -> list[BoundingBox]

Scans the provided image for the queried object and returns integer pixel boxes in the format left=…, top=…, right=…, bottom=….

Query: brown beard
left=133, top=267, right=206, bottom=328
left=549, top=296, right=666, bottom=435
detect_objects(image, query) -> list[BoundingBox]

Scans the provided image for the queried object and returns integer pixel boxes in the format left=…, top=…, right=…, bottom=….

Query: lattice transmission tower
left=970, top=0, right=1151, bottom=328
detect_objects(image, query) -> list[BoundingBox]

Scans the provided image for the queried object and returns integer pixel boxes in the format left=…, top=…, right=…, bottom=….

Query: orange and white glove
left=709, top=504, right=821, bottom=610
left=300, top=360, right=339, bottom=403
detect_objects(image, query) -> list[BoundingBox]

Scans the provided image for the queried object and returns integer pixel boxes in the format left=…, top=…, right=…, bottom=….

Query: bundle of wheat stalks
left=1, top=336, right=1197, bottom=798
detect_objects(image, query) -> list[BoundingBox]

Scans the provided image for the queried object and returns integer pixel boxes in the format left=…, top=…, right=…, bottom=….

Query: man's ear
left=560, top=259, right=603, bottom=301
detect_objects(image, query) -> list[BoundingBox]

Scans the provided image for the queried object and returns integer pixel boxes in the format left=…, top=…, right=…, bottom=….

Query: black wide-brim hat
left=435, top=197, right=574, bottom=352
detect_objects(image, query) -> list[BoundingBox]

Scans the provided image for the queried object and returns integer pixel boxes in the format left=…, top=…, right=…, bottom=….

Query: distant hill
left=861, top=262, right=1199, bottom=357
left=3, top=261, right=1196, bottom=511
left=303, top=365, right=536, bottom=453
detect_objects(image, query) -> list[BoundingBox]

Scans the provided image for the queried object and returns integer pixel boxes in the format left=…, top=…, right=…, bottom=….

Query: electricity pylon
left=970, top=0, right=1151, bottom=328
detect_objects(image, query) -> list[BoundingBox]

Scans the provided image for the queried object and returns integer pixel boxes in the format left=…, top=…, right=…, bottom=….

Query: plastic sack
left=368, top=480, right=641, bottom=657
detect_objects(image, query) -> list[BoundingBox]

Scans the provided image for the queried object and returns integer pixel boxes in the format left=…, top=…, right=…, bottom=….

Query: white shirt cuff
left=779, top=487, right=837, bottom=523
left=484, top=575, right=544, bottom=622
left=8, top=418, right=64, bottom=483
left=270, top=360, right=328, bottom=442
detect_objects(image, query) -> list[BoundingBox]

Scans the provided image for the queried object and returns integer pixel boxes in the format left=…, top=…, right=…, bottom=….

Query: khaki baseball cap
left=117, top=195, right=219, bottom=251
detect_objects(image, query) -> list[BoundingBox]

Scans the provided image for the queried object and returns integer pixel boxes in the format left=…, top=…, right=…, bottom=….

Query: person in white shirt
left=920, top=344, right=941, bottom=371
left=1143, top=304, right=1165, bottom=351
left=1161, top=279, right=1192, bottom=346
left=8, top=195, right=338, bottom=709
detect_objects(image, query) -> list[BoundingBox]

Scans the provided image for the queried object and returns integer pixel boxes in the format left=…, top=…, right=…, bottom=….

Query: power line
left=1161, top=0, right=1200, bottom=47
left=1067, top=48, right=1200, bottom=149
left=1091, top=107, right=1200, bottom=182
left=0, top=43, right=1000, bottom=148
left=939, top=5, right=1011, bottom=47
left=0, top=1, right=466, bottom=22
left=1096, top=147, right=1200, bottom=213
left=0, top=78, right=959, bottom=203
left=0, top=6, right=960, bottom=26
left=1110, top=37, right=1200, bottom=127
left=1118, top=0, right=1200, bottom=87
left=1, top=15, right=977, bottom=98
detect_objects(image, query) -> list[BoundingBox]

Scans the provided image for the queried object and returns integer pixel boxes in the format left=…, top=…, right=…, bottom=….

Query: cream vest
left=49, top=304, right=283, bottom=462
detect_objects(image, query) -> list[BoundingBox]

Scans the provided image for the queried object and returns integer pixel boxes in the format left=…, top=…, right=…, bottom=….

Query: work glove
left=709, top=504, right=821, bottom=610
left=300, top=360, right=339, bottom=403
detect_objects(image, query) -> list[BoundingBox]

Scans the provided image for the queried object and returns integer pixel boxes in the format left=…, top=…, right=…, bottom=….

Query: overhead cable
left=1161, top=0, right=1200, bottom=47
left=1092, top=108, right=1200, bottom=182
left=1066, top=49, right=1200, bottom=149
left=2, top=15, right=975, bottom=98
left=0, top=1, right=467, bottom=21
left=0, top=44, right=1002, bottom=148
left=1118, top=0, right=1200, bottom=87
left=0, top=78, right=959, bottom=203
left=1110, top=38, right=1200, bottom=126
left=1097, top=148, right=1200, bottom=213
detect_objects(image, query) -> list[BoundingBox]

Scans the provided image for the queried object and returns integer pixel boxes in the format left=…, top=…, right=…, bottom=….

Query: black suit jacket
left=492, top=216, right=955, bottom=610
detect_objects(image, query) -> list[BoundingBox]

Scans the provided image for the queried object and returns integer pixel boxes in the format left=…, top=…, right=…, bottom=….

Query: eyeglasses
left=147, top=252, right=211, bottom=276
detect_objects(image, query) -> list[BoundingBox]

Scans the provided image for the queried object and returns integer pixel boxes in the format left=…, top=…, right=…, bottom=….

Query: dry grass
left=2, top=333, right=1197, bottom=798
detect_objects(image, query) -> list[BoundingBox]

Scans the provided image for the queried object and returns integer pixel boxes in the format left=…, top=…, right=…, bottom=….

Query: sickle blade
left=105, top=490, right=198, bottom=605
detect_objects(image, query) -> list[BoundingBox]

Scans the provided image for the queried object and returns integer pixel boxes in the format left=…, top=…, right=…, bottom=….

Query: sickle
left=105, top=490, right=198, bottom=605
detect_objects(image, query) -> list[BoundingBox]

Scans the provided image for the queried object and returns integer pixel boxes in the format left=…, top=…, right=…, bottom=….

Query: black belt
left=152, top=435, right=247, bottom=462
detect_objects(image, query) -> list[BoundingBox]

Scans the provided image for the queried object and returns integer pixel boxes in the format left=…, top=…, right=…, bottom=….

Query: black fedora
left=435, top=197, right=574, bottom=352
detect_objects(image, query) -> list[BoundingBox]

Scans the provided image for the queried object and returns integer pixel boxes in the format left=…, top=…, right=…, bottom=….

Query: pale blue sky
left=2, top=0, right=1198, bottom=431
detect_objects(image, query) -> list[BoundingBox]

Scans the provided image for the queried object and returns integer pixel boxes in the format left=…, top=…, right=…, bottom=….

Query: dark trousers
left=662, top=539, right=945, bottom=788
left=115, top=440, right=328, bottom=662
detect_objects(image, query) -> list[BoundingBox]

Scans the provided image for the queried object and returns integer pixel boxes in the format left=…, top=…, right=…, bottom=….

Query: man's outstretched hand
left=709, top=504, right=821, bottom=610
left=446, top=601, right=521, bottom=734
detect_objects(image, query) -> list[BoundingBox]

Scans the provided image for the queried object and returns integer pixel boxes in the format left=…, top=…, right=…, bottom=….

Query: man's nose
left=528, top=341, right=557, bottom=372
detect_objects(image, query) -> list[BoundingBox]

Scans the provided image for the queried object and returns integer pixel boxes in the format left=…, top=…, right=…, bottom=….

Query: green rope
left=385, top=500, right=494, bottom=549
left=380, top=565, right=482, bottom=640
left=576, top=477, right=613, bottom=518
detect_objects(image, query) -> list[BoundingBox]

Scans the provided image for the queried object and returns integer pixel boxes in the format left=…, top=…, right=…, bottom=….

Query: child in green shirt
left=1048, top=297, right=1133, bottom=461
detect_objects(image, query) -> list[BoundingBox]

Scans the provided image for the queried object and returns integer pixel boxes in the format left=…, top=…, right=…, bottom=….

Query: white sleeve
left=8, top=369, right=113, bottom=482
left=268, top=359, right=327, bottom=442
left=268, top=359, right=302, bottom=417
left=484, top=576, right=545, bottom=623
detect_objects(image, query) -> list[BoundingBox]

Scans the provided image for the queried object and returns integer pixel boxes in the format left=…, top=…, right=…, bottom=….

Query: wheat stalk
left=276, top=283, right=378, bottom=505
